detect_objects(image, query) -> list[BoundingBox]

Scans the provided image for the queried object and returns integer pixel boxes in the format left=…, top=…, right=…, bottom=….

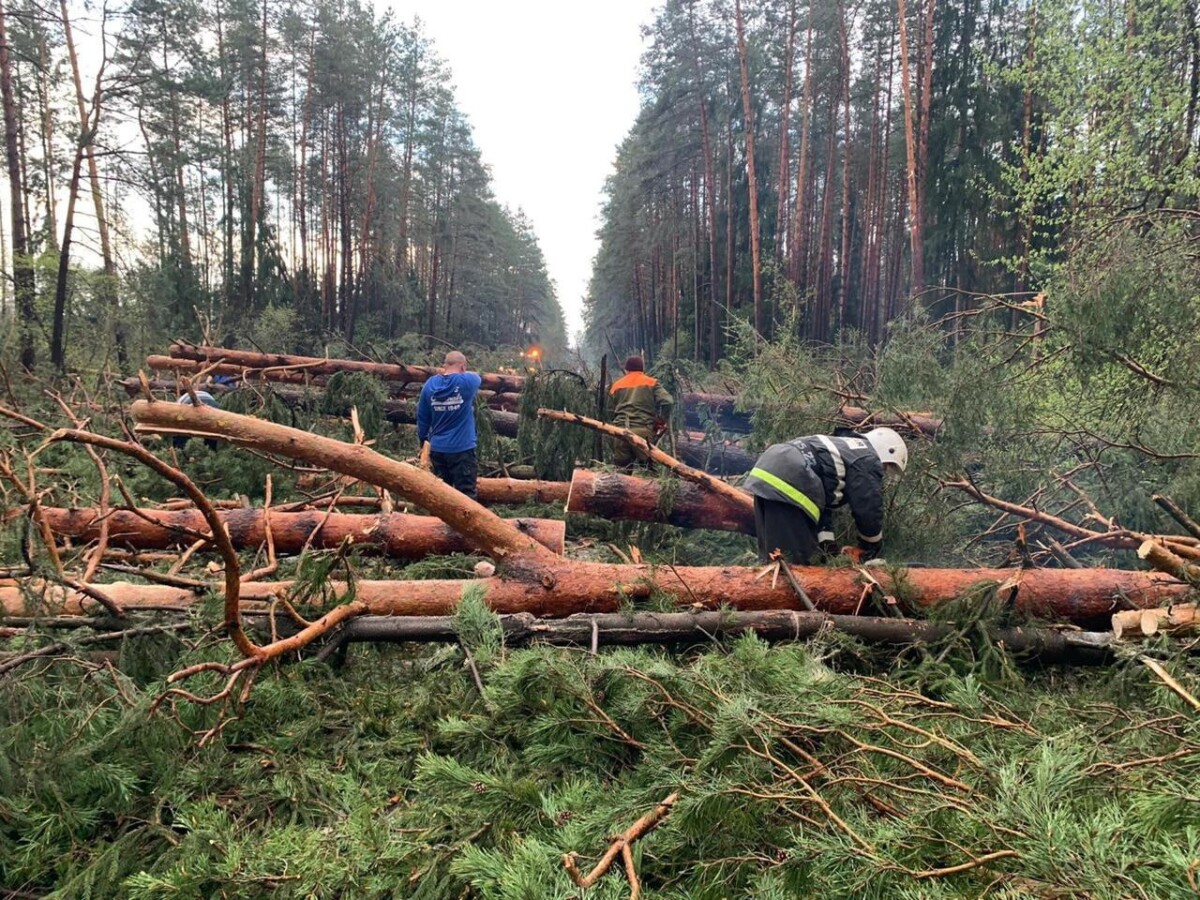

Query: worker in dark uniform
left=608, top=356, right=674, bottom=468
left=744, top=428, right=908, bottom=564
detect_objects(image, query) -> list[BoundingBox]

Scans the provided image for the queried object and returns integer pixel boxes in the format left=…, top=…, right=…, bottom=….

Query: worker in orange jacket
left=608, top=356, right=674, bottom=468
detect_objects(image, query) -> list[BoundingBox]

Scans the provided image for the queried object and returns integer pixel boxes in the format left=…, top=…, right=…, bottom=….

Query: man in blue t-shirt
left=416, top=350, right=483, bottom=498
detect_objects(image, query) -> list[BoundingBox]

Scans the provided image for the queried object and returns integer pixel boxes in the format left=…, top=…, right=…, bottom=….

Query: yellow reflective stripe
left=749, top=468, right=820, bottom=520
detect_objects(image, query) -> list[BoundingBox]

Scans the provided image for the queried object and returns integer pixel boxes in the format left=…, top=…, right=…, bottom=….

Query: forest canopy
left=0, top=0, right=567, bottom=371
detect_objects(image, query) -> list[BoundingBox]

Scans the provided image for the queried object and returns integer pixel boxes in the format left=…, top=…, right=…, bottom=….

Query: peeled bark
left=3, top=563, right=1185, bottom=624
left=166, top=342, right=526, bottom=392
left=39, top=507, right=565, bottom=559
left=567, top=469, right=755, bottom=534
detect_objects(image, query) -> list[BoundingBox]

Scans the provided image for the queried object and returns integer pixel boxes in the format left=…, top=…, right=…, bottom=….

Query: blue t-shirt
left=416, top=372, right=482, bottom=453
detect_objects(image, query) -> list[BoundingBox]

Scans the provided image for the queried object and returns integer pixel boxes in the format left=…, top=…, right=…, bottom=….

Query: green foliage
left=318, top=371, right=388, bottom=438
left=517, top=372, right=596, bottom=479
left=3, top=637, right=1200, bottom=897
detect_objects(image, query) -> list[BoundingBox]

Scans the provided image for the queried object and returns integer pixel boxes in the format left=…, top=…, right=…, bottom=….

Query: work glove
left=653, top=418, right=668, bottom=438
left=419, top=441, right=432, bottom=471
left=819, top=540, right=840, bottom=557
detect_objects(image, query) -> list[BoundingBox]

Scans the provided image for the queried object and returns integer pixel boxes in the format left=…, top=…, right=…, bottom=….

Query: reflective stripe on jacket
left=745, top=435, right=885, bottom=547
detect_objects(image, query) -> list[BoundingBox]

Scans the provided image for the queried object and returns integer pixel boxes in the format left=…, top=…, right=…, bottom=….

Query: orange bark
left=129, top=399, right=555, bottom=563
left=567, top=469, right=754, bottom=534
left=40, top=507, right=565, bottom=558
left=3, top=563, right=1185, bottom=623
left=166, top=342, right=526, bottom=392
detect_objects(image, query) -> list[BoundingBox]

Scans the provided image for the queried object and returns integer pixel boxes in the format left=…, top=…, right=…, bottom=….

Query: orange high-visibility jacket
left=609, top=371, right=674, bottom=431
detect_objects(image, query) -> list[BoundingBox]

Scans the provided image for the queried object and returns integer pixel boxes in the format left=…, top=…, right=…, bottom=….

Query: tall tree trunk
left=74, top=0, right=125, bottom=367
left=733, top=0, right=763, bottom=337
left=297, top=24, right=315, bottom=278
left=860, top=36, right=883, bottom=334
left=916, top=0, right=936, bottom=289
left=871, top=30, right=896, bottom=342
left=51, top=138, right=84, bottom=370
left=775, top=0, right=797, bottom=267
left=686, top=1, right=720, bottom=366
left=837, top=1, right=853, bottom=333
left=36, top=37, right=56, bottom=252
left=0, top=0, right=35, bottom=370
left=215, top=0, right=235, bottom=306
left=1017, top=1, right=1037, bottom=294
left=247, top=0, right=269, bottom=307
left=897, top=0, right=923, bottom=295
left=790, top=8, right=814, bottom=288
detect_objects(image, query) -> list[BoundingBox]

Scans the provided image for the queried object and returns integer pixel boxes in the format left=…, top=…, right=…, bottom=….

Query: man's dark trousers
left=431, top=449, right=478, bottom=499
left=754, top=496, right=820, bottom=564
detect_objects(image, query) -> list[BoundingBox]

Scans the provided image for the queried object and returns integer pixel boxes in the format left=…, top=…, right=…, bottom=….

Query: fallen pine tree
left=13, top=399, right=1184, bottom=631
left=2, top=562, right=1185, bottom=622
left=565, top=468, right=754, bottom=533
left=164, top=341, right=527, bottom=392
left=38, top=506, right=566, bottom=559
left=151, top=346, right=939, bottom=439
left=122, top=375, right=524, bottom=411
left=313, top=609, right=1116, bottom=663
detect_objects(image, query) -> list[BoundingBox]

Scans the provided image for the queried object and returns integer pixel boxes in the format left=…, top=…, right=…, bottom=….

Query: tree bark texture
left=3, top=563, right=1185, bottom=625
left=129, top=399, right=556, bottom=563
left=166, top=342, right=525, bottom=392
left=323, top=610, right=1115, bottom=664
left=566, top=469, right=755, bottom=534
left=39, top=507, right=565, bottom=559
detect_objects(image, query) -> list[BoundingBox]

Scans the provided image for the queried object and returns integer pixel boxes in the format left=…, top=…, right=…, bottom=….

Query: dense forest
left=0, top=0, right=567, bottom=371
left=586, top=0, right=1200, bottom=363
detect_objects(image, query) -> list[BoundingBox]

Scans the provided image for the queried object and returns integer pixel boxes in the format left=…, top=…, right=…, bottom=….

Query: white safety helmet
left=865, top=427, right=908, bottom=473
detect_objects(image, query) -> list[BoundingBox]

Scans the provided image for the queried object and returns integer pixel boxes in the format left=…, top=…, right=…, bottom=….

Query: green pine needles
left=3, top=634, right=1200, bottom=898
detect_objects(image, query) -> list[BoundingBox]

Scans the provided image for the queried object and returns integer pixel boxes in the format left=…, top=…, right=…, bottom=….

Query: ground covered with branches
left=2, top=604, right=1199, bottom=899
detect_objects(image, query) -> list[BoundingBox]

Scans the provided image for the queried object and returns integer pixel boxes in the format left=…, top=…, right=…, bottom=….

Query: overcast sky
left=377, top=0, right=661, bottom=342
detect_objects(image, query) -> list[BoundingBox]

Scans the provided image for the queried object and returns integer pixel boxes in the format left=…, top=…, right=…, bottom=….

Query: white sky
left=378, top=0, right=661, bottom=342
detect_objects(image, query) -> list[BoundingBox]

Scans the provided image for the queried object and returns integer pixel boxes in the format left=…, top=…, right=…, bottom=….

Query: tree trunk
left=5, top=563, right=1184, bottom=626
left=734, top=0, right=764, bottom=337
left=897, top=0, right=923, bottom=295
left=40, top=507, right=565, bottom=559
left=321, top=610, right=1117, bottom=664
left=537, top=408, right=754, bottom=511
left=50, top=137, right=84, bottom=370
left=129, top=399, right=557, bottom=563
left=790, top=6, right=815, bottom=286
left=837, top=1, right=854, bottom=333
left=164, top=342, right=527, bottom=391
left=0, top=0, right=35, bottom=370
left=567, top=469, right=754, bottom=534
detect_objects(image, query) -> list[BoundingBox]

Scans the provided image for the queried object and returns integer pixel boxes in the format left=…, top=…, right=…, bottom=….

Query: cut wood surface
left=4, top=563, right=1186, bottom=623
left=1111, top=603, right=1199, bottom=639
left=40, top=507, right=566, bottom=558
left=166, top=342, right=527, bottom=392
left=567, top=469, right=755, bottom=534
